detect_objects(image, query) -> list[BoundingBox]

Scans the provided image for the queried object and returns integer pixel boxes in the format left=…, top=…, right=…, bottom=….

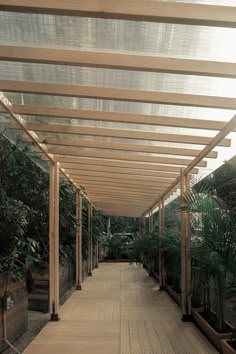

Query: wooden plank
left=11, top=121, right=230, bottom=146
left=64, top=167, right=179, bottom=179
left=38, top=147, right=208, bottom=167
left=73, top=175, right=177, bottom=187
left=2, top=104, right=231, bottom=133
left=44, top=156, right=199, bottom=174
left=0, top=1, right=235, bottom=27
left=2, top=45, right=236, bottom=78
left=67, top=170, right=176, bottom=184
left=3, top=80, right=236, bottom=110
left=22, top=135, right=217, bottom=158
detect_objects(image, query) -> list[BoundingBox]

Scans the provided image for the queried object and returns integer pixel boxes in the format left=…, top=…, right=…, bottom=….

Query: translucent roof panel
left=1, top=62, right=236, bottom=98
left=0, top=12, right=236, bottom=61
left=3, top=92, right=235, bottom=122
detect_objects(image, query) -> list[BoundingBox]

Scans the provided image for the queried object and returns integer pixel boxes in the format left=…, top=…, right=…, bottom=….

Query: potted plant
left=182, top=182, right=236, bottom=352
left=221, top=330, right=236, bottom=354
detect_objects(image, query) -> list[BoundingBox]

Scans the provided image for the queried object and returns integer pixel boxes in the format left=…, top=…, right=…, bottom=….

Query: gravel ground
left=3, top=311, right=49, bottom=354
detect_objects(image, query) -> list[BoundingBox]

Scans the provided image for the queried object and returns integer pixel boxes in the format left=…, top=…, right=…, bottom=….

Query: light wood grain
left=23, top=263, right=218, bottom=354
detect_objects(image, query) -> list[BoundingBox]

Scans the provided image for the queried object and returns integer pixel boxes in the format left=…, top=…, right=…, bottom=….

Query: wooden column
left=88, top=203, right=93, bottom=276
left=138, top=217, right=142, bottom=234
left=180, top=169, right=191, bottom=320
left=95, top=239, right=99, bottom=268
left=158, top=201, right=163, bottom=288
left=76, top=190, right=83, bottom=290
left=158, top=199, right=165, bottom=289
left=49, top=160, right=60, bottom=321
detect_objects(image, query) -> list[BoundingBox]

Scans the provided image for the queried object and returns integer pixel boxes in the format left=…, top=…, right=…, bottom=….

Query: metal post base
left=95, top=264, right=98, bottom=268
left=76, top=284, right=82, bottom=290
left=50, top=313, right=60, bottom=321
left=88, top=271, right=92, bottom=276
left=181, top=314, right=192, bottom=322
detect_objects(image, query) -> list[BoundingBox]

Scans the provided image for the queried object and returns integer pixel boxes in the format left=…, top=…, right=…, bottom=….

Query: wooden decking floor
left=23, top=263, right=218, bottom=354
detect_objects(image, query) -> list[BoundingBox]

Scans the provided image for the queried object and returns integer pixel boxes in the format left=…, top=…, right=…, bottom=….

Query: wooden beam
left=0, top=1, right=235, bottom=28
left=67, top=171, right=176, bottom=184
left=75, top=190, right=82, bottom=290
left=2, top=45, right=236, bottom=78
left=23, top=135, right=218, bottom=158
left=2, top=80, right=236, bottom=110
left=8, top=104, right=231, bottom=132
left=73, top=175, right=175, bottom=188
left=79, top=183, right=169, bottom=193
left=0, top=94, right=92, bottom=199
left=63, top=167, right=179, bottom=179
left=38, top=147, right=208, bottom=167
left=43, top=156, right=199, bottom=174
left=12, top=121, right=230, bottom=146
left=144, top=113, right=236, bottom=216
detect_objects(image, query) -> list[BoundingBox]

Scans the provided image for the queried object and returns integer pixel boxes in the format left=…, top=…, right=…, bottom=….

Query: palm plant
left=182, top=181, right=236, bottom=332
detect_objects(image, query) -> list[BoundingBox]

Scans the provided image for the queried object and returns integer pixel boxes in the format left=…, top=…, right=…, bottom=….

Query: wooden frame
left=1, top=45, right=236, bottom=78
left=3, top=80, right=236, bottom=110
left=75, top=190, right=83, bottom=290
left=0, top=1, right=235, bottom=28
left=49, top=160, right=60, bottom=321
left=88, top=203, right=93, bottom=276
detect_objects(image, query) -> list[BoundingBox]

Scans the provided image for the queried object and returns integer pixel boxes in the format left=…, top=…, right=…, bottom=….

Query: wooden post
left=161, top=199, right=165, bottom=288
left=88, top=203, right=93, bottom=276
left=107, top=216, right=110, bottom=235
left=181, top=169, right=192, bottom=320
left=139, top=217, right=142, bottom=234
left=49, top=160, right=60, bottom=321
left=76, top=190, right=83, bottom=290
left=95, top=239, right=99, bottom=268
left=158, top=201, right=163, bottom=289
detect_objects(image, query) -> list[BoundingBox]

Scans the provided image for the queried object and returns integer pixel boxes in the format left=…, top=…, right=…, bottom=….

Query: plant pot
left=29, top=261, right=75, bottom=312
left=0, top=275, right=28, bottom=352
left=165, top=283, right=181, bottom=306
left=192, top=309, right=232, bottom=352
left=221, top=340, right=236, bottom=354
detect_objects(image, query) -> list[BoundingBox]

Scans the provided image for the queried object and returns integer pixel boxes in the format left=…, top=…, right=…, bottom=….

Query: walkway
left=23, top=263, right=218, bottom=354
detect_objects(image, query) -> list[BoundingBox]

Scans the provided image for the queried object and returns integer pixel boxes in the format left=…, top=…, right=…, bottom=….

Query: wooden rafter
left=2, top=80, right=236, bottom=110
left=22, top=135, right=218, bottom=158
left=11, top=121, right=230, bottom=146
left=45, top=156, right=199, bottom=174
left=143, top=114, right=236, bottom=216
left=36, top=147, right=208, bottom=167
left=2, top=104, right=232, bottom=132
left=1, top=45, right=236, bottom=78
left=0, top=1, right=235, bottom=28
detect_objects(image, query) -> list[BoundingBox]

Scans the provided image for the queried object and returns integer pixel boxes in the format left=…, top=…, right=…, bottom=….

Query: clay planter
left=0, top=275, right=28, bottom=352
left=165, top=283, right=181, bottom=306
left=221, top=340, right=236, bottom=354
left=192, top=309, right=232, bottom=353
left=29, top=261, right=75, bottom=312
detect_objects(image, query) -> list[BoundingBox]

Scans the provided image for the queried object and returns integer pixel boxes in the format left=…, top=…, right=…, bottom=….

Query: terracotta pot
left=192, top=309, right=232, bottom=353
left=165, top=283, right=181, bottom=306
left=221, top=340, right=236, bottom=354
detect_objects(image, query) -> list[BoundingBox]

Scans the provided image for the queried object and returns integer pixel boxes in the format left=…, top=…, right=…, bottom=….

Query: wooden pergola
left=0, top=0, right=236, bottom=321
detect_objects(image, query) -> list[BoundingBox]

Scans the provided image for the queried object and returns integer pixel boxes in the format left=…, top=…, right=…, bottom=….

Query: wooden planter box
left=0, top=276, right=28, bottom=352
left=192, top=309, right=232, bottom=353
left=165, top=283, right=181, bottom=306
left=29, top=262, right=75, bottom=313
left=221, top=340, right=236, bottom=354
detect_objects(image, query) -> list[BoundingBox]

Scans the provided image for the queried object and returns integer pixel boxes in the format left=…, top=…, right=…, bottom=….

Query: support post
left=181, top=169, right=192, bottom=320
left=88, top=203, right=93, bottom=276
left=76, top=190, right=83, bottom=290
left=95, top=239, right=99, bottom=268
left=139, top=217, right=142, bottom=234
left=49, top=160, right=60, bottom=321
left=158, top=199, right=165, bottom=290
